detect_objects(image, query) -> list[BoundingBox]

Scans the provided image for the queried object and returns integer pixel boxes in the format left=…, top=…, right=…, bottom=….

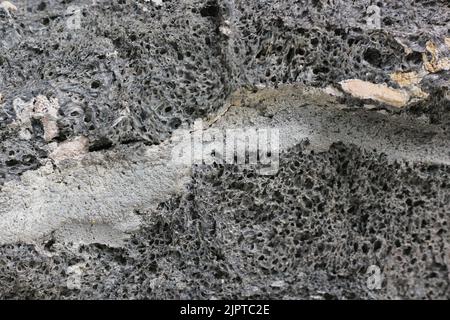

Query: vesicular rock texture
left=0, top=0, right=449, bottom=299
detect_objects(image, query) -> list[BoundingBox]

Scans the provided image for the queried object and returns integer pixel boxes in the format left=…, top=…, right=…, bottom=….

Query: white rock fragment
left=219, top=20, right=233, bottom=37
left=12, top=97, right=32, bottom=126
left=11, top=95, right=60, bottom=141
left=0, top=1, right=17, bottom=12
left=11, top=97, right=34, bottom=140
left=18, top=128, right=32, bottom=140
left=50, top=136, right=89, bottom=163
left=33, top=96, right=60, bottom=142
left=270, top=280, right=286, bottom=288
left=339, top=79, right=410, bottom=108
left=66, top=263, right=86, bottom=290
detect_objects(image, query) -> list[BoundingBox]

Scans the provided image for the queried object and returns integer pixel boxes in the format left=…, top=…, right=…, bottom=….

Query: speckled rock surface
left=0, top=0, right=449, bottom=299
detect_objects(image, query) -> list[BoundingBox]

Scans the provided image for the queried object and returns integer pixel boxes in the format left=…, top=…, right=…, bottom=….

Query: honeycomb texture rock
left=1, top=0, right=234, bottom=184
left=1, top=0, right=449, bottom=185
left=0, top=142, right=448, bottom=299
left=0, top=0, right=449, bottom=300
left=228, top=0, right=449, bottom=88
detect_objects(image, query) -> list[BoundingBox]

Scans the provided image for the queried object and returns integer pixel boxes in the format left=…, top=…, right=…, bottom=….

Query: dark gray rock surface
left=2, top=142, right=448, bottom=299
left=0, top=0, right=449, bottom=299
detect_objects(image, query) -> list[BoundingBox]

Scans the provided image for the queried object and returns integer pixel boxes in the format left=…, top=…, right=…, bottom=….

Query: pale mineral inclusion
left=339, top=79, right=410, bottom=108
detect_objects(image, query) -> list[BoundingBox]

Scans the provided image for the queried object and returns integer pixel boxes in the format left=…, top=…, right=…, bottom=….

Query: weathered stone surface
left=0, top=0, right=449, bottom=299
